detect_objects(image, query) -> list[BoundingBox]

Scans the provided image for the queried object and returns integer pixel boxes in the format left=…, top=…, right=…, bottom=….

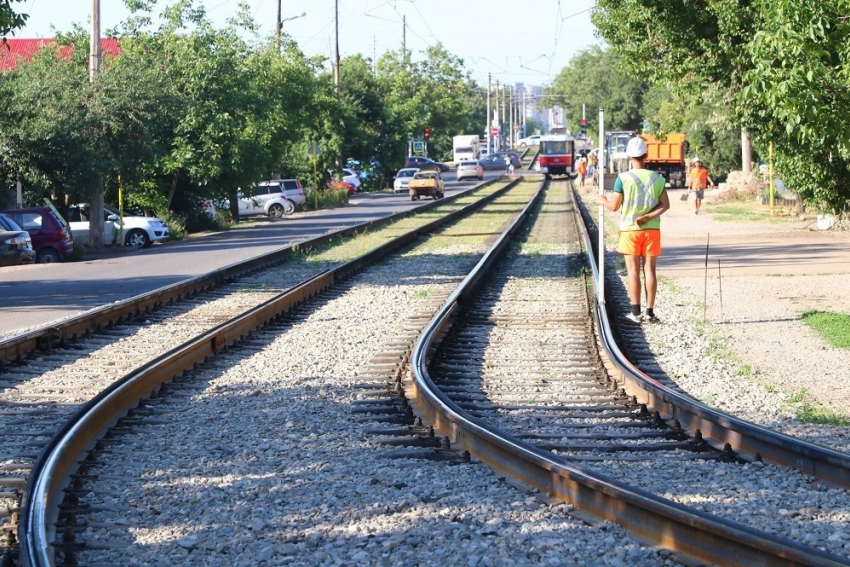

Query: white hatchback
left=67, top=204, right=169, bottom=249
left=238, top=180, right=305, bottom=218
left=393, top=168, right=420, bottom=193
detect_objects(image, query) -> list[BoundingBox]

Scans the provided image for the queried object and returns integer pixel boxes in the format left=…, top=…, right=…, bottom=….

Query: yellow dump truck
left=408, top=171, right=445, bottom=200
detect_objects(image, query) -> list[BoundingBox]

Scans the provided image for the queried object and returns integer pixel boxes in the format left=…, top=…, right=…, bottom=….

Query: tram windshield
left=541, top=140, right=568, bottom=154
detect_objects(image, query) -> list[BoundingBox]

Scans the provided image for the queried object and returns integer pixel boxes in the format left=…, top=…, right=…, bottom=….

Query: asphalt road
left=0, top=174, right=502, bottom=337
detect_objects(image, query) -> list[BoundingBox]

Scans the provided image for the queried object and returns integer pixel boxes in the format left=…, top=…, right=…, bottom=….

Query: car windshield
left=398, top=170, right=415, bottom=177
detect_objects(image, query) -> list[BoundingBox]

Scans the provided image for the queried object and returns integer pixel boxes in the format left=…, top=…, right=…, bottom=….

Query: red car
left=1, top=207, right=74, bottom=263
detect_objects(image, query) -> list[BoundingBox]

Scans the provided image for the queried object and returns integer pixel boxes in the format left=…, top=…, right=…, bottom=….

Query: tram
left=536, top=134, right=576, bottom=178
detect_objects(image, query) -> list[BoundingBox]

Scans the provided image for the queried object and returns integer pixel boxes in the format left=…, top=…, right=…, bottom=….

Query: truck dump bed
left=640, top=133, right=686, bottom=164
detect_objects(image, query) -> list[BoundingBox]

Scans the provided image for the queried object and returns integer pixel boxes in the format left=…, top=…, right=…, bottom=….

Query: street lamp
left=276, top=9, right=307, bottom=51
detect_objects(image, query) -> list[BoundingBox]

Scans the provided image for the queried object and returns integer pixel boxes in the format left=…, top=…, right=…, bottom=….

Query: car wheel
left=268, top=203, right=284, bottom=218
left=36, top=248, right=61, bottom=264
left=126, top=229, right=150, bottom=249
left=282, top=199, right=295, bottom=216
left=520, top=142, right=527, bottom=148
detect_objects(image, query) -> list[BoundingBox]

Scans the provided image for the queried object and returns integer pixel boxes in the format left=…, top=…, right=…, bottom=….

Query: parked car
left=0, top=213, right=34, bottom=266
left=456, top=161, right=483, bottom=182
left=346, top=159, right=382, bottom=182
left=404, top=156, right=450, bottom=173
left=517, top=135, right=541, bottom=148
left=342, top=168, right=362, bottom=191
left=480, top=152, right=521, bottom=171
left=238, top=179, right=306, bottom=218
left=1, top=206, right=74, bottom=262
left=393, top=168, right=420, bottom=193
left=67, top=204, right=169, bottom=249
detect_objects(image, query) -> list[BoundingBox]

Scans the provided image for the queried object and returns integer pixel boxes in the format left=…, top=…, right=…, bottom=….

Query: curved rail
left=20, top=178, right=522, bottom=567
left=527, top=148, right=540, bottom=170
left=406, top=180, right=849, bottom=566
left=0, top=180, right=496, bottom=366
left=572, top=186, right=850, bottom=488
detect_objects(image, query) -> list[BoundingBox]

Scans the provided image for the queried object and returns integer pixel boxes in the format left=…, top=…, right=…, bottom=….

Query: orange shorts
left=618, top=229, right=662, bottom=257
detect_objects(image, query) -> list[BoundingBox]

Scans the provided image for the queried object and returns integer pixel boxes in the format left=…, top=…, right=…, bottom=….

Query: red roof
left=0, top=38, right=120, bottom=71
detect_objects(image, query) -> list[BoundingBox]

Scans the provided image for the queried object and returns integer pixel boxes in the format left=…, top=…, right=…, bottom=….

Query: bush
left=157, top=210, right=187, bottom=240
left=67, top=239, right=86, bottom=262
left=302, top=186, right=349, bottom=211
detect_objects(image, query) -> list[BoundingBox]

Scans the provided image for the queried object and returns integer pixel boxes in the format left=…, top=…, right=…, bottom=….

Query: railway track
left=0, top=179, right=515, bottom=565
left=8, top=174, right=850, bottom=565
left=406, top=179, right=850, bottom=566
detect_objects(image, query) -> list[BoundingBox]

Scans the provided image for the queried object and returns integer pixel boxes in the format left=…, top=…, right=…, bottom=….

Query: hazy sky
left=12, top=0, right=601, bottom=88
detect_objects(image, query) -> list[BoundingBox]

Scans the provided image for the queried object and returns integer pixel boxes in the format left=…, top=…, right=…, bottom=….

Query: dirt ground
left=655, top=187, right=850, bottom=417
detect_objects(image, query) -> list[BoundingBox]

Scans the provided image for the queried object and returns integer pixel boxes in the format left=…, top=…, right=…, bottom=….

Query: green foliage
left=0, top=0, right=28, bottom=36
left=593, top=0, right=850, bottom=213
left=801, top=311, right=850, bottom=349
left=786, top=388, right=849, bottom=426
left=545, top=46, right=649, bottom=136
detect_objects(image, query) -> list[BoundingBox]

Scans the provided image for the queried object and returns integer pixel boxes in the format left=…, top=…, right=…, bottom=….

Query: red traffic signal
left=424, top=127, right=431, bottom=140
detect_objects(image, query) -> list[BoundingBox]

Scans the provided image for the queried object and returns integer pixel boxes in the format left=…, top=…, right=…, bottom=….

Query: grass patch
left=413, top=289, right=436, bottom=298
left=801, top=310, right=850, bottom=349
left=736, top=364, right=753, bottom=380
left=786, top=388, right=850, bottom=426
left=705, top=200, right=796, bottom=223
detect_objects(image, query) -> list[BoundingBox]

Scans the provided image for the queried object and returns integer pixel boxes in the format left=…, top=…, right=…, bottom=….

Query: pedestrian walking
left=597, top=137, right=670, bottom=324
left=588, top=151, right=597, bottom=178
left=504, top=153, right=512, bottom=174
left=687, top=157, right=714, bottom=215
left=577, top=157, right=588, bottom=188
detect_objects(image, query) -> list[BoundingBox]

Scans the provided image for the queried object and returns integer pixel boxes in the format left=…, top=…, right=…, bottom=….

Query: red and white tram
left=536, top=134, right=576, bottom=178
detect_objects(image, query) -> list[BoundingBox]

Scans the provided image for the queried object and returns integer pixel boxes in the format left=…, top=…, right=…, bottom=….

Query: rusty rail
left=407, top=180, right=850, bottom=567
left=20, top=178, right=524, bottom=567
left=0, top=179, right=499, bottom=366
left=572, top=184, right=850, bottom=489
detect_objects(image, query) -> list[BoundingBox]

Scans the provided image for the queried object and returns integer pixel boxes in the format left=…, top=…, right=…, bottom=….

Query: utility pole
left=333, top=0, right=340, bottom=89
left=509, top=86, right=514, bottom=148
left=276, top=0, right=282, bottom=52
left=493, top=79, right=502, bottom=152
left=89, top=0, right=104, bottom=248
left=402, top=16, right=406, bottom=61
left=741, top=129, right=752, bottom=174
left=372, top=35, right=376, bottom=75
left=486, top=73, right=491, bottom=154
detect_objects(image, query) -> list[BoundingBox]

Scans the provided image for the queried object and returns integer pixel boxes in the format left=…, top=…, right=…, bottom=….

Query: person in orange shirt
left=687, top=157, right=714, bottom=214
left=577, top=157, right=588, bottom=187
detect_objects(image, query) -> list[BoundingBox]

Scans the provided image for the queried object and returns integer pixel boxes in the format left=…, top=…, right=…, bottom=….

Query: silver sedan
left=456, top=161, right=483, bottom=182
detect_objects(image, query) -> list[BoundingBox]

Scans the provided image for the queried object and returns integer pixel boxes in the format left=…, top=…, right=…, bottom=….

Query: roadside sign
left=413, top=141, right=425, bottom=155
left=490, top=126, right=499, bottom=136
left=306, top=140, right=322, bottom=157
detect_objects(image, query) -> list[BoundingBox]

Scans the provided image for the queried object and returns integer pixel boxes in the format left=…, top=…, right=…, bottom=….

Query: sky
left=11, top=0, right=601, bottom=88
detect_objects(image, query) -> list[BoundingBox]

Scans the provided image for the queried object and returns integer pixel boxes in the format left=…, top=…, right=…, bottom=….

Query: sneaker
left=623, top=313, right=643, bottom=324
left=695, top=210, right=700, bottom=215
left=645, top=314, right=660, bottom=324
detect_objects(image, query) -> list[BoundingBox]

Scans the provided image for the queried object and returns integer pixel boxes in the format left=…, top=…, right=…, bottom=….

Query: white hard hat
left=693, top=157, right=701, bottom=163
left=626, top=137, right=648, bottom=158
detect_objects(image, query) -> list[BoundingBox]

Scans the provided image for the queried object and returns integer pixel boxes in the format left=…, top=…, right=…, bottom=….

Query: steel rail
left=19, top=178, right=525, bottom=567
left=407, top=180, right=850, bottom=567
left=0, top=180, right=497, bottom=366
left=571, top=185, right=850, bottom=489
left=528, top=148, right=540, bottom=170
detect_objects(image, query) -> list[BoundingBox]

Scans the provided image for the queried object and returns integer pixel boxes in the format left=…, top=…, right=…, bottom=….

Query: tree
left=545, top=46, right=649, bottom=138
left=0, top=0, right=28, bottom=36
left=592, top=0, right=850, bottom=212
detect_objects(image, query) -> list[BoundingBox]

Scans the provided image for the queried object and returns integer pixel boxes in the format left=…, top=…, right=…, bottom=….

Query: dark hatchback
left=479, top=152, right=521, bottom=170
left=404, top=156, right=450, bottom=173
left=0, top=213, right=35, bottom=267
left=1, top=207, right=74, bottom=263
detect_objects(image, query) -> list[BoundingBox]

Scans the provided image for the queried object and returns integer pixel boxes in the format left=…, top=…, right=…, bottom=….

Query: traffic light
left=580, top=118, right=587, bottom=137
left=424, top=127, right=431, bottom=140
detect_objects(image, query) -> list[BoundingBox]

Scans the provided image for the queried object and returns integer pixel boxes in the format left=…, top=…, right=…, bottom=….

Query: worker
left=597, top=137, right=670, bottom=324
left=687, top=157, right=714, bottom=215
